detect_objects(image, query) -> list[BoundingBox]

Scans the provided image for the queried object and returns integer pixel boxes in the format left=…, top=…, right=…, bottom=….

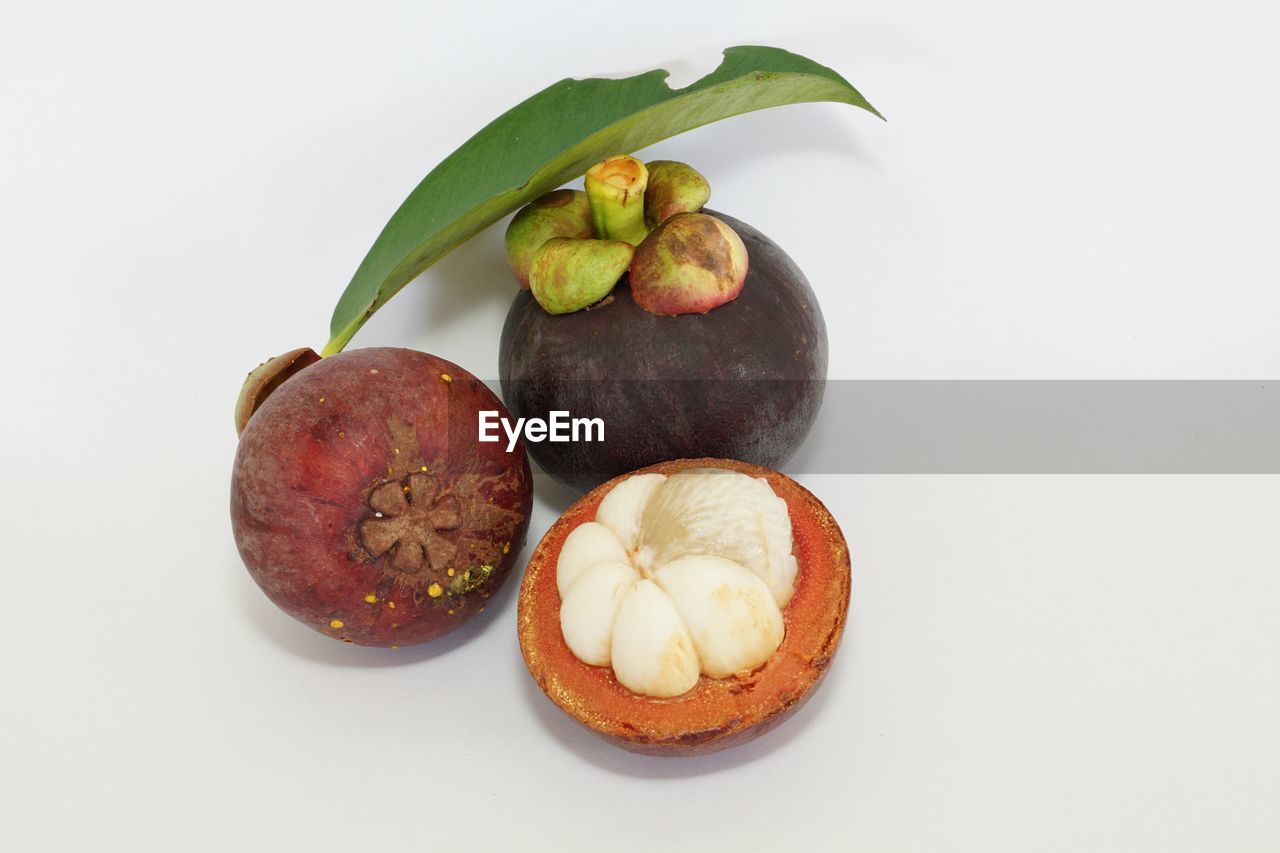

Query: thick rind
left=517, top=458, right=851, bottom=756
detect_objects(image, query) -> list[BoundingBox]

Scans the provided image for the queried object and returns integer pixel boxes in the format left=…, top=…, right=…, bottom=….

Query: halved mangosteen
left=517, top=457, right=850, bottom=756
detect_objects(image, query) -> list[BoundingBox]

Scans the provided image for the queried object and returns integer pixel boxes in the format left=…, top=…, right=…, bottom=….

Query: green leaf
left=323, top=45, right=881, bottom=355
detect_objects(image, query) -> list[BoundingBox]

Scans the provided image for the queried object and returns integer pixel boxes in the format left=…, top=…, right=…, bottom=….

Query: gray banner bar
left=787, top=381, right=1280, bottom=473
left=484, top=379, right=1280, bottom=474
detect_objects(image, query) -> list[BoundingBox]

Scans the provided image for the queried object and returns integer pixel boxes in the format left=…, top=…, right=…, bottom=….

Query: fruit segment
left=560, top=561, right=640, bottom=666
left=652, top=556, right=783, bottom=679
left=637, top=468, right=798, bottom=606
left=594, top=472, right=667, bottom=553
left=556, top=470, right=797, bottom=697
left=610, top=579, right=700, bottom=697
left=556, top=520, right=631, bottom=598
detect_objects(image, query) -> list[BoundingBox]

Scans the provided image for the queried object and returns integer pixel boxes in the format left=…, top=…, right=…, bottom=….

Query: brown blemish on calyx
left=534, top=188, right=578, bottom=209
left=664, top=214, right=731, bottom=276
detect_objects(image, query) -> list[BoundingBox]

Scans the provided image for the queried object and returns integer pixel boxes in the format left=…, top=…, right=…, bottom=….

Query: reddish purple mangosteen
left=231, top=348, right=533, bottom=646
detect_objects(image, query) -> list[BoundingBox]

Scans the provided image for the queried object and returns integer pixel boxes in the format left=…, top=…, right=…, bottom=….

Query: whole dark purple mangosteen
left=498, top=211, right=827, bottom=492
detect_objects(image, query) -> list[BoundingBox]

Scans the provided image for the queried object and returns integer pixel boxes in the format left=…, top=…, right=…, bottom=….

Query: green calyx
left=504, top=190, right=595, bottom=288
left=630, top=213, right=748, bottom=316
left=505, top=154, right=723, bottom=316
left=529, top=237, right=635, bottom=314
left=644, top=161, right=711, bottom=228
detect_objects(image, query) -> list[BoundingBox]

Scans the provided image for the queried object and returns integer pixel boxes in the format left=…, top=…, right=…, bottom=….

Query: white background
left=3, top=1, right=1278, bottom=850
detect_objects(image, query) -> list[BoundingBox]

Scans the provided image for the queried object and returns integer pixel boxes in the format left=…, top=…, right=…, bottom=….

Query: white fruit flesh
left=610, top=579, right=700, bottom=697
left=558, top=470, right=797, bottom=698
left=556, top=520, right=631, bottom=598
left=652, top=556, right=784, bottom=679
left=560, top=561, right=640, bottom=666
left=594, top=472, right=666, bottom=552
left=637, top=468, right=798, bottom=606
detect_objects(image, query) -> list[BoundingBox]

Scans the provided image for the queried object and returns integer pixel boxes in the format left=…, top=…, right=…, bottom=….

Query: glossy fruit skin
left=499, top=212, right=827, bottom=492
left=231, top=347, right=532, bottom=647
left=518, top=458, right=851, bottom=756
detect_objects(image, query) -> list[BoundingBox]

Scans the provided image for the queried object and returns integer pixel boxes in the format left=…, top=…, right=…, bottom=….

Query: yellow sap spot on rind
left=448, top=564, right=493, bottom=596
left=319, top=397, right=326, bottom=403
left=329, top=619, right=344, bottom=629
left=502, top=542, right=511, bottom=554
left=428, top=583, right=443, bottom=598
left=387, top=601, right=395, bottom=609
left=364, top=594, right=377, bottom=604
left=420, top=466, right=428, bottom=472
left=440, top=373, right=452, bottom=383
left=447, top=567, right=456, bottom=577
